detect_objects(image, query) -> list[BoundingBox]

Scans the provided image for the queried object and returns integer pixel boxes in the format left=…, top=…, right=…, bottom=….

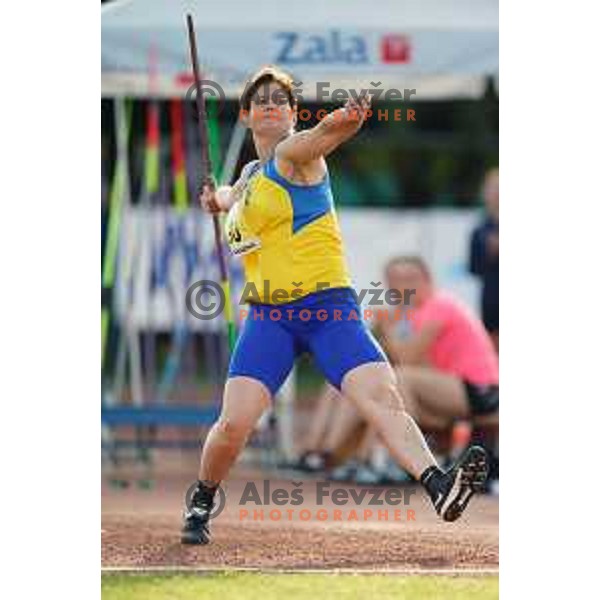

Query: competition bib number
left=225, top=199, right=261, bottom=256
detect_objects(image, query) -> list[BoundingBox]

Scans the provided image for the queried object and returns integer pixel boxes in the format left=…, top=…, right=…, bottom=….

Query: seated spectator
left=378, top=256, right=499, bottom=430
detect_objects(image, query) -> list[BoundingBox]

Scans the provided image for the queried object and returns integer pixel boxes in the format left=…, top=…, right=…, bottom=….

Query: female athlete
left=182, top=66, right=488, bottom=544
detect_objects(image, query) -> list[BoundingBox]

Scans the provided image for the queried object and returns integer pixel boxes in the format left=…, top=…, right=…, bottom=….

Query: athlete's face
left=385, top=262, right=432, bottom=308
left=247, top=82, right=296, bottom=136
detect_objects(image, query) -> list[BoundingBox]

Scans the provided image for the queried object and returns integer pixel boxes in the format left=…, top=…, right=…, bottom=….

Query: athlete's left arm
left=277, top=94, right=372, bottom=163
left=376, top=321, right=442, bottom=366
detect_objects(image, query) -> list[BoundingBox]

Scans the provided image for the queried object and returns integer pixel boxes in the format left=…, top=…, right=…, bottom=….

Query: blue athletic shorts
left=228, top=287, right=386, bottom=395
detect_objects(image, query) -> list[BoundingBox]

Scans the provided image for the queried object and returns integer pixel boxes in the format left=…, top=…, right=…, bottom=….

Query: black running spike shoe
left=181, top=482, right=215, bottom=545
left=433, top=445, right=490, bottom=522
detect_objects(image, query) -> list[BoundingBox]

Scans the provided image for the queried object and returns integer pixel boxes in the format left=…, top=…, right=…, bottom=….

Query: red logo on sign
left=381, top=35, right=411, bottom=64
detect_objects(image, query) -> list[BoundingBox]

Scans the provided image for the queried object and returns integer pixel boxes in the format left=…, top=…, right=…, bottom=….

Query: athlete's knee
left=358, top=377, right=405, bottom=412
left=373, top=378, right=398, bottom=402
left=213, top=416, right=251, bottom=447
left=381, top=383, right=408, bottom=414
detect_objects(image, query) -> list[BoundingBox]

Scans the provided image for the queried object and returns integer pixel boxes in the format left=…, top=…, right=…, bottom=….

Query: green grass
left=102, top=573, right=499, bottom=600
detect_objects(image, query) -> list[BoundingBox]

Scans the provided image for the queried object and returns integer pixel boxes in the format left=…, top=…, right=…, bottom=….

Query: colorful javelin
left=185, top=13, right=236, bottom=352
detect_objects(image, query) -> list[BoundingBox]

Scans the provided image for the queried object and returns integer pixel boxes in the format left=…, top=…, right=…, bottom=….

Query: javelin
left=185, top=13, right=236, bottom=352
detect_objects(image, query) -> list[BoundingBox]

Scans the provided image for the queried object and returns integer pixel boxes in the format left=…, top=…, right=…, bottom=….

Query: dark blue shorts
left=228, top=287, right=386, bottom=395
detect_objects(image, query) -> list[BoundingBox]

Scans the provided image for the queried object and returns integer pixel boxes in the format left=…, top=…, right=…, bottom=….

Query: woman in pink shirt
left=377, top=256, right=499, bottom=430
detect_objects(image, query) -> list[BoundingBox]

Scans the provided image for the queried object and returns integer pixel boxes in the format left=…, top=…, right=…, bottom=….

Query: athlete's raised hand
left=343, top=92, right=372, bottom=125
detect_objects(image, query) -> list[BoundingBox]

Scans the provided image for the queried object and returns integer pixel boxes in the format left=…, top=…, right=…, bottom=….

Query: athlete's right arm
left=199, top=162, right=257, bottom=214
left=199, top=184, right=232, bottom=214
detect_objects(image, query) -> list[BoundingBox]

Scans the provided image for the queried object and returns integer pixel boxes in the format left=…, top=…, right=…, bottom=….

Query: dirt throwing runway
left=102, top=463, right=498, bottom=571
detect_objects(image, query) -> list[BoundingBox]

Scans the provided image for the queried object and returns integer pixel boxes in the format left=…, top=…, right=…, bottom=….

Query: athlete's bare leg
left=198, top=376, right=271, bottom=484
left=340, top=362, right=437, bottom=478
left=339, top=361, right=489, bottom=522
left=183, top=376, right=272, bottom=544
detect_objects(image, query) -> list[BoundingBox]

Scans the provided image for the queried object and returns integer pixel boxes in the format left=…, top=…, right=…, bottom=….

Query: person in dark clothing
left=469, top=168, right=499, bottom=353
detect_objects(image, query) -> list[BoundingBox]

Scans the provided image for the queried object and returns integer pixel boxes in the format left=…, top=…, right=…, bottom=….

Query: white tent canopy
left=102, top=0, right=498, bottom=99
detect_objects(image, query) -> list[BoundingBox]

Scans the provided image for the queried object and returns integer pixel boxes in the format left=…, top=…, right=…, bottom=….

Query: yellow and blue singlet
left=226, top=157, right=385, bottom=393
